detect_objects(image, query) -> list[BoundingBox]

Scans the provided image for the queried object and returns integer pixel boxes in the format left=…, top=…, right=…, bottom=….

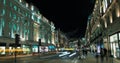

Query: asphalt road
left=0, top=52, right=80, bottom=63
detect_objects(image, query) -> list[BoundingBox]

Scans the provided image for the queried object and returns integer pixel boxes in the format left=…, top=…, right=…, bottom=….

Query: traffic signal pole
left=38, top=39, right=41, bottom=56
left=14, top=34, right=20, bottom=63
left=15, top=45, right=17, bottom=63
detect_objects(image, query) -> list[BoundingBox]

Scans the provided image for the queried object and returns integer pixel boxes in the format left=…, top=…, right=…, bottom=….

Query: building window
left=9, top=12, right=12, bottom=17
left=106, top=15, right=110, bottom=26
left=110, top=34, right=118, bottom=42
left=0, top=0, right=6, bottom=5
left=0, top=19, right=4, bottom=36
left=13, top=14, right=17, bottom=19
left=119, top=33, right=120, bottom=40
left=0, top=9, right=5, bottom=16
left=31, top=6, right=34, bottom=11
left=14, top=5, right=17, bottom=11
left=112, top=9, right=117, bottom=21
left=105, top=0, right=108, bottom=9
left=19, top=0, right=22, bottom=2
left=102, top=0, right=108, bottom=13
left=32, top=15, right=34, bottom=20
left=110, top=0, right=112, bottom=3
left=3, top=0, right=6, bottom=5
left=26, top=3, right=28, bottom=7
left=116, top=4, right=120, bottom=17
left=0, top=0, right=5, bottom=4
left=110, top=13, right=113, bottom=23
left=104, top=20, right=107, bottom=28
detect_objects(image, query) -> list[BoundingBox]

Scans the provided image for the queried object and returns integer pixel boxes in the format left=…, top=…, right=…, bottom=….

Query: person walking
left=95, top=49, right=99, bottom=63
left=100, top=47, right=107, bottom=63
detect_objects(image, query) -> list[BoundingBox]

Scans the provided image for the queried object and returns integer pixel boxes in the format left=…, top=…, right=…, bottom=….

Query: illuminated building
left=0, top=0, right=54, bottom=55
left=85, top=0, right=120, bottom=58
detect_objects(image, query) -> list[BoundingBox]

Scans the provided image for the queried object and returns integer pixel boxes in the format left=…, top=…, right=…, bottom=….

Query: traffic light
left=15, top=34, right=20, bottom=45
left=39, top=39, right=41, bottom=46
left=77, top=39, right=80, bottom=46
left=77, top=42, right=80, bottom=46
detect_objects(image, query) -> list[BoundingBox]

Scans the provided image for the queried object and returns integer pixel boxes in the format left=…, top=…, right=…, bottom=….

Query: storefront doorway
left=110, top=33, right=119, bottom=58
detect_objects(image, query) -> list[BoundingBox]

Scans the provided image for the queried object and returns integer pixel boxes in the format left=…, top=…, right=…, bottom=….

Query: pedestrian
left=82, top=48, right=86, bottom=58
left=100, top=47, right=107, bottom=63
left=95, top=49, right=99, bottom=63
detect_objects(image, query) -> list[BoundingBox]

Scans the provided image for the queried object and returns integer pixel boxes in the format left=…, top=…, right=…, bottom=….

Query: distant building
left=57, top=29, right=68, bottom=49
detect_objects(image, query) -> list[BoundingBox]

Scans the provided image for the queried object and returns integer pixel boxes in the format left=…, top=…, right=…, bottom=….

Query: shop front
left=109, top=33, right=120, bottom=58
left=22, top=45, right=31, bottom=54
left=0, top=43, right=6, bottom=56
left=32, top=45, right=38, bottom=54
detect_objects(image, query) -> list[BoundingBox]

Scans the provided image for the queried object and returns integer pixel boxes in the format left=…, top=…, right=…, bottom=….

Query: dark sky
left=25, top=0, right=95, bottom=38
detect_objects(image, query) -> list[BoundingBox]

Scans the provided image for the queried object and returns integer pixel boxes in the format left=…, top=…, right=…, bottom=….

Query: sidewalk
left=113, top=58, right=120, bottom=63
left=84, top=52, right=120, bottom=63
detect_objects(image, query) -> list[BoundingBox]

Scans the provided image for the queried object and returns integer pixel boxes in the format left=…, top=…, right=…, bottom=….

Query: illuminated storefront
left=110, top=33, right=120, bottom=58
left=32, top=45, right=38, bottom=53
left=0, top=46, right=5, bottom=55
left=22, top=45, right=31, bottom=54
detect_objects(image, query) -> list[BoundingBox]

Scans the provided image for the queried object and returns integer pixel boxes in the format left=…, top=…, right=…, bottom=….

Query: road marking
left=74, top=60, right=78, bottom=63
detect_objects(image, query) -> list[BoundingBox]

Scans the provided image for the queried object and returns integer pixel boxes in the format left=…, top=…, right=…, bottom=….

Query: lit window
left=0, top=9, right=5, bottom=16
left=0, top=18, right=5, bottom=36
left=19, top=0, right=22, bottom=2
left=119, top=33, right=120, bottom=40
left=116, top=5, right=120, bottom=17
left=31, top=6, right=34, bottom=11
left=105, top=0, right=108, bottom=9
left=26, top=3, right=28, bottom=7
left=110, top=0, right=112, bottom=3
left=13, top=14, right=17, bottom=19
left=3, top=0, right=6, bottom=5
left=1, top=18, right=5, bottom=27
left=110, top=34, right=118, bottom=42
left=32, top=15, right=34, bottom=20
left=110, top=14, right=113, bottom=23
left=17, top=24, right=20, bottom=32
left=37, top=18, right=40, bottom=23
left=26, top=13, right=28, bottom=17
left=14, top=5, right=17, bottom=11
left=104, top=20, right=107, bottom=28
left=103, top=0, right=106, bottom=13
left=13, top=24, right=17, bottom=30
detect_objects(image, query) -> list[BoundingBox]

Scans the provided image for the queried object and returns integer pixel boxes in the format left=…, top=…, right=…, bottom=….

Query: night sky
left=25, top=0, right=95, bottom=38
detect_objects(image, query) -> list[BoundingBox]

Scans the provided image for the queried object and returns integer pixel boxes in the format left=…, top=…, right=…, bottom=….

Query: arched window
left=13, top=14, right=17, bottom=19
left=0, top=0, right=5, bottom=5
left=0, top=19, right=5, bottom=36
left=115, top=3, right=120, bottom=17
left=0, top=9, right=5, bottom=16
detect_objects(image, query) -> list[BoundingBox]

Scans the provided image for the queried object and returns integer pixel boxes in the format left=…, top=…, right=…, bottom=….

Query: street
left=0, top=51, right=92, bottom=63
left=0, top=52, right=119, bottom=63
left=0, top=52, right=80, bottom=63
